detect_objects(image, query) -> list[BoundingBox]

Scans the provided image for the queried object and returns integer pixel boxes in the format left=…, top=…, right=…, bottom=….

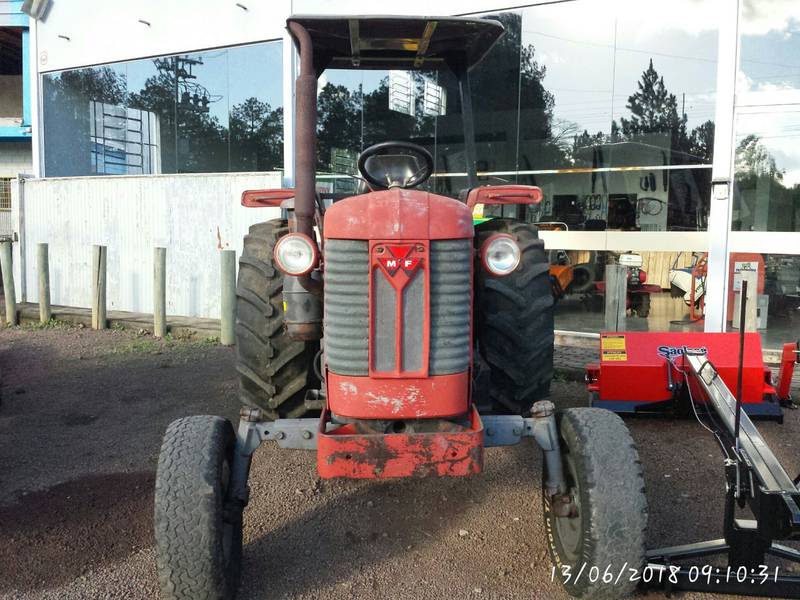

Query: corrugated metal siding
left=324, top=239, right=370, bottom=375
left=21, top=172, right=282, bottom=318
left=429, top=239, right=472, bottom=374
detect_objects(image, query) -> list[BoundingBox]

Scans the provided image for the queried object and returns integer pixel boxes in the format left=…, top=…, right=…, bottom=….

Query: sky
left=737, top=0, right=800, bottom=186
left=103, top=0, right=800, bottom=186
left=519, top=0, right=719, bottom=142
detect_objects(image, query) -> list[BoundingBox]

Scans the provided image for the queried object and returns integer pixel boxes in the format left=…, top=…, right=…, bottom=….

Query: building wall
left=34, top=0, right=291, bottom=73
left=0, top=141, right=31, bottom=177
left=31, top=0, right=510, bottom=74
left=0, top=75, right=23, bottom=119
left=17, top=172, right=281, bottom=318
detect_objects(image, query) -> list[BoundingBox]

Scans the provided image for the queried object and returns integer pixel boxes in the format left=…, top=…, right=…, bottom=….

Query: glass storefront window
left=738, top=0, right=800, bottom=95
left=733, top=109, right=800, bottom=232
left=315, top=1, right=719, bottom=228
left=548, top=249, right=706, bottom=333
left=42, top=41, right=283, bottom=177
left=733, top=2, right=800, bottom=232
left=517, top=0, right=718, bottom=231
left=723, top=253, right=800, bottom=349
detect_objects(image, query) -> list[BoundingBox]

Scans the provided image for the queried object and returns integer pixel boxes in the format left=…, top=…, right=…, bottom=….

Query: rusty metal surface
left=317, top=406, right=483, bottom=479
left=287, top=21, right=317, bottom=240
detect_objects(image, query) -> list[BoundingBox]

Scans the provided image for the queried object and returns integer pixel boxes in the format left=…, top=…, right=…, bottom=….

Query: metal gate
left=0, top=178, right=12, bottom=240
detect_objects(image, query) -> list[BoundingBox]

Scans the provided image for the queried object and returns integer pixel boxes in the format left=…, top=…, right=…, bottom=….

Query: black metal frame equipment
left=645, top=282, right=800, bottom=597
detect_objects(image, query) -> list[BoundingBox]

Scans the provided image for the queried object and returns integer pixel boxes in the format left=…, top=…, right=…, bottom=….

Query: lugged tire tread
left=235, top=219, right=317, bottom=420
left=544, top=408, right=648, bottom=599
left=475, top=219, right=555, bottom=414
left=154, top=416, right=241, bottom=600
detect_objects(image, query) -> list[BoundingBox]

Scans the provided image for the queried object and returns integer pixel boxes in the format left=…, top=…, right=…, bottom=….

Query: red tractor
left=153, top=16, right=647, bottom=600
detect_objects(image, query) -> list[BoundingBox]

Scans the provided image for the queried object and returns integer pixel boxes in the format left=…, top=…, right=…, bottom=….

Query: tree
left=316, top=83, right=363, bottom=171
left=735, top=134, right=782, bottom=180
left=619, top=59, right=688, bottom=154
left=688, top=120, right=715, bottom=163
left=571, top=129, right=606, bottom=163
left=229, top=98, right=283, bottom=171
left=732, top=134, right=797, bottom=231
left=128, top=62, right=227, bottom=174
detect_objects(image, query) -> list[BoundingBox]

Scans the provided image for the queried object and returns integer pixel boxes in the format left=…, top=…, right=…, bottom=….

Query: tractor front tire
left=543, top=408, right=648, bottom=599
left=154, top=416, right=242, bottom=600
left=236, top=219, right=318, bottom=420
left=475, top=219, right=554, bottom=415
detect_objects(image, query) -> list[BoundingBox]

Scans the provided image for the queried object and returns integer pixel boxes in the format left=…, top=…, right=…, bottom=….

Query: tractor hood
left=324, top=188, right=474, bottom=240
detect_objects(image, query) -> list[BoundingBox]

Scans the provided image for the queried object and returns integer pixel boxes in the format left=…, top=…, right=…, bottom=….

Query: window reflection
left=733, top=110, right=800, bottom=232
left=548, top=249, right=706, bottom=334
left=313, top=2, right=717, bottom=232
left=733, top=2, right=800, bottom=233
left=724, top=253, right=800, bottom=350
left=517, top=0, right=718, bottom=231
left=43, top=41, right=282, bottom=177
left=738, top=0, right=800, bottom=94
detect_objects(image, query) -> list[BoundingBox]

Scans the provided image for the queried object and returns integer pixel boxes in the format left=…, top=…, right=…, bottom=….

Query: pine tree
left=619, top=59, right=687, bottom=153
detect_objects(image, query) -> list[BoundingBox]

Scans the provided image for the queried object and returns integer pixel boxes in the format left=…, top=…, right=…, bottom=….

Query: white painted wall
left=35, top=0, right=291, bottom=73
left=33, top=0, right=524, bottom=73
left=18, top=172, right=281, bottom=318
left=0, top=142, right=32, bottom=177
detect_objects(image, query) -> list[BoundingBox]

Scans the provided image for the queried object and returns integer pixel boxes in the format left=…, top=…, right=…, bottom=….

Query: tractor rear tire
left=543, top=408, right=648, bottom=599
left=475, top=219, right=554, bottom=415
left=154, top=416, right=242, bottom=600
left=235, top=219, right=318, bottom=420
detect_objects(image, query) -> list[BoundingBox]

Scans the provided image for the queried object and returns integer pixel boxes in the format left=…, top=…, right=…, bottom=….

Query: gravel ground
left=0, top=324, right=798, bottom=600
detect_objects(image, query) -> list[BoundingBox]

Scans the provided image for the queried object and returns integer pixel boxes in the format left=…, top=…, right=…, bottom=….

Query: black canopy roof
left=286, top=15, right=505, bottom=73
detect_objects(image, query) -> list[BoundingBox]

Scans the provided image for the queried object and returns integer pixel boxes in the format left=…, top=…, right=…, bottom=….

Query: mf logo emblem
left=377, top=245, right=422, bottom=279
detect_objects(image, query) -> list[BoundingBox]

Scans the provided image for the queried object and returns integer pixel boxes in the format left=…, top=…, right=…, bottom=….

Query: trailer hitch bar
left=644, top=346, right=800, bottom=598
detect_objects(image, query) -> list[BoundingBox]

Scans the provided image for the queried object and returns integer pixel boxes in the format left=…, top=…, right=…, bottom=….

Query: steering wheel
left=357, top=141, right=434, bottom=190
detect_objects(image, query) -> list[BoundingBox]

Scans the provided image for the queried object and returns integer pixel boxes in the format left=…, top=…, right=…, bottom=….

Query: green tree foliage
left=45, top=58, right=285, bottom=175
left=316, top=83, right=363, bottom=171
left=688, top=120, right=715, bottom=164
left=229, top=98, right=284, bottom=171
left=128, top=60, right=227, bottom=174
left=733, top=134, right=799, bottom=231
left=570, top=60, right=713, bottom=165
left=735, top=134, right=782, bottom=180
left=619, top=59, right=687, bottom=147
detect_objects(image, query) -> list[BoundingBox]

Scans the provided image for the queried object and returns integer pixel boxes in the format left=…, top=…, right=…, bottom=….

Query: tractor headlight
left=481, top=234, right=520, bottom=276
left=273, top=233, right=319, bottom=276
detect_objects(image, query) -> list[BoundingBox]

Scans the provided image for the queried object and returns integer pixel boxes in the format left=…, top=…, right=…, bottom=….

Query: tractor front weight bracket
left=229, top=400, right=569, bottom=504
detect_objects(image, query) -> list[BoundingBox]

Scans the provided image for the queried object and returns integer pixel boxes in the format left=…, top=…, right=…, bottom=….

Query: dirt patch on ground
left=0, top=324, right=798, bottom=600
left=0, top=472, right=154, bottom=592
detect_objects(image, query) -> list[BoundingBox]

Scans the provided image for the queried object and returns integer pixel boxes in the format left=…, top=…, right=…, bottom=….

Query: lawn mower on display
left=593, top=252, right=660, bottom=318
left=153, top=15, right=648, bottom=600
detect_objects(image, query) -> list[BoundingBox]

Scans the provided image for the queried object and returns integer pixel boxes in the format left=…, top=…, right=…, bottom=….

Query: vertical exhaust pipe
left=288, top=22, right=317, bottom=240
left=285, top=21, right=323, bottom=341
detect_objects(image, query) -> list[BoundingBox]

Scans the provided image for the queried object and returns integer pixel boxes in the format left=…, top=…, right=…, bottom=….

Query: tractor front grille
left=324, top=238, right=472, bottom=376
left=324, top=239, right=370, bottom=375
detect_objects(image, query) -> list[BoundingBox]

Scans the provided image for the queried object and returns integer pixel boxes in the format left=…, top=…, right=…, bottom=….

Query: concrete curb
left=17, top=303, right=220, bottom=339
